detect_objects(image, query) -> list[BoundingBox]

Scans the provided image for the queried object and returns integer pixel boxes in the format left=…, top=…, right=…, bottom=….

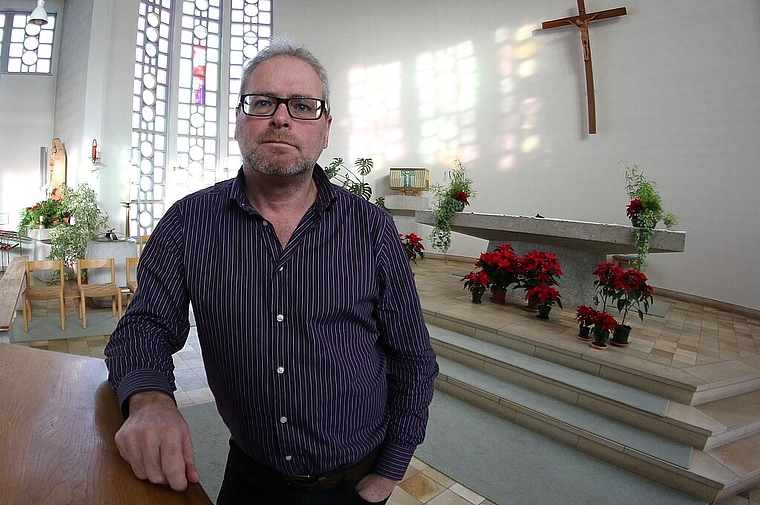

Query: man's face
left=235, top=56, right=332, bottom=177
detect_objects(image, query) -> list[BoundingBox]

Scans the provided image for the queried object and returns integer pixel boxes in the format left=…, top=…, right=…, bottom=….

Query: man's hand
left=114, top=391, right=200, bottom=491
left=355, top=473, right=398, bottom=502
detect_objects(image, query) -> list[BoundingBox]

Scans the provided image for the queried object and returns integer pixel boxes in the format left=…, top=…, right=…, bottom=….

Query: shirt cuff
left=374, top=441, right=415, bottom=482
left=115, top=369, right=175, bottom=418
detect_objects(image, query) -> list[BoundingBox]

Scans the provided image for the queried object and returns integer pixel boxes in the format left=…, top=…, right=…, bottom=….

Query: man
left=105, top=38, right=438, bottom=505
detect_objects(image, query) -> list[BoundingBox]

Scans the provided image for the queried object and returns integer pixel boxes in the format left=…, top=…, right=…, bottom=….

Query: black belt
left=230, top=441, right=381, bottom=493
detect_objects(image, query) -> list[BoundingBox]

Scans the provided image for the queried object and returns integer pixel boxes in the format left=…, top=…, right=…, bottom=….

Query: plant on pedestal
left=429, top=159, right=474, bottom=257
left=623, top=163, right=678, bottom=270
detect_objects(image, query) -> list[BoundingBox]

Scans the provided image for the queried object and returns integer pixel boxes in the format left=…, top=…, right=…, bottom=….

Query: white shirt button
left=276, top=366, right=285, bottom=374
left=276, top=314, right=284, bottom=322
left=262, top=220, right=269, bottom=227
left=279, top=416, right=287, bottom=424
left=285, top=455, right=292, bottom=461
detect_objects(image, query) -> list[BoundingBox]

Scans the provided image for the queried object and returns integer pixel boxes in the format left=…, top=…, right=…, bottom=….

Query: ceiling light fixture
left=28, top=0, right=48, bottom=26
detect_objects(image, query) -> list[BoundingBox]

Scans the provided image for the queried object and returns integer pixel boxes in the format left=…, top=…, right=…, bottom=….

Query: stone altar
left=415, top=211, right=686, bottom=308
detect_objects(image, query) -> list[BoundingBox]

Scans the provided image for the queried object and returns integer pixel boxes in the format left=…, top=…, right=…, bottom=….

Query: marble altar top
left=415, top=211, right=686, bottom=255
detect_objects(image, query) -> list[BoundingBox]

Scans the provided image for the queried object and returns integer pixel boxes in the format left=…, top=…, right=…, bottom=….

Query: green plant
left=623, top=163, right=678, bottom=269
left=429, top=159, right=474, bottom=255
left=48, top=183, right=109, bottom=271
left=17, top=191, right=68, bottom=235
left=325, top=157, right=374, bottom=201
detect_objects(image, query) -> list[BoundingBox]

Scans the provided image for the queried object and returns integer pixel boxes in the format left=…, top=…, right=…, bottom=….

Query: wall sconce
left=28, top=0, right=48, bottom=26
left=91, top=139, right=101, bottom=164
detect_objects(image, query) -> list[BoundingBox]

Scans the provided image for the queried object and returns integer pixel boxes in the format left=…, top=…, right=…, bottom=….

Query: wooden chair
left=125, top=256, right=139, bottom=305
left=138, top=234, right=150, bottom=254
left=77, top=257, right=122, bottom=328
left=22, top=259, right=66, bottom=332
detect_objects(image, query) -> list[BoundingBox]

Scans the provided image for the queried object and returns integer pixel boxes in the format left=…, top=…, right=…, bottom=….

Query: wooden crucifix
left=542, top=0, right=627, bottom=134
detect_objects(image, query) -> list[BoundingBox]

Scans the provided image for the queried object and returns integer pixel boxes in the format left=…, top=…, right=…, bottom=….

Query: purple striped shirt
left=105, top=166, right=438, bottom=481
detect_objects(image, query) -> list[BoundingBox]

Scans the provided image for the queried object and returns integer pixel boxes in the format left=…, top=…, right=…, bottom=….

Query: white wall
left=1, top=0, right=759, bottom=312
left=276, top=0, right=760, bottom=311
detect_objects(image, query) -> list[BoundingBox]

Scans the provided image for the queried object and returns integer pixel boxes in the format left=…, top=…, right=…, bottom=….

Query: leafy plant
left=325, top=157, right=374, bottom=201
left=48, top=183, right=109, bottom=271
left=17, top=190, right=68, bottom=235
left=475, top=243, right=521, bottom=292
left=399, top=233, right=425, bottom=264
left=623, top=163, right=678, bottom=269
left=429, top=159, right=474, bottom=255
left=462, top=269, right=489, bottom=295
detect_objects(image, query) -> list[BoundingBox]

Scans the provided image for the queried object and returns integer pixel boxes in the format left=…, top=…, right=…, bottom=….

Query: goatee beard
left=243, top=150, right=312, bottom=177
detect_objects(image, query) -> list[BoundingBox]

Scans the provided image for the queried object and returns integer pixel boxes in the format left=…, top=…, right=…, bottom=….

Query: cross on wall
left=542, top=0, right=627, bottom=134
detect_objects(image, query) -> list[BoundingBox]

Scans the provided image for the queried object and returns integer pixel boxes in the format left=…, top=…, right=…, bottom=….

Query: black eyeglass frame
left=238, top=94, right=329, bottom=120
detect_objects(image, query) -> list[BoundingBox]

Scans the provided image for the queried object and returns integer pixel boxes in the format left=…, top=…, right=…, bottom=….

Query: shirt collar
left=228, top=164, right=338, bottom=215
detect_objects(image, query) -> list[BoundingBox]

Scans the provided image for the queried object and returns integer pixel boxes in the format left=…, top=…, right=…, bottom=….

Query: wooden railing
left=0, top=256, right=26, bottom=332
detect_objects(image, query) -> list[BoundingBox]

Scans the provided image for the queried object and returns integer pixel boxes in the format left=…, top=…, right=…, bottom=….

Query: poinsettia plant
left=475, top=243, right=521, bottom=292
left=518, top=250, right=563, bottom=290
left=524, top=284, right=562, bottom=309
left=626, top=198, right=643, bottom=220
left=593, top=261, right=654, bottom=326
left=462, top=269, right=489, bottom=295
left=399, top=233, right=425, bottom=264
left=593, top=311, right=618, bottom=334
left=576, top=305, right=597, bottom=327
left=429, top=158, right=475, bottom=255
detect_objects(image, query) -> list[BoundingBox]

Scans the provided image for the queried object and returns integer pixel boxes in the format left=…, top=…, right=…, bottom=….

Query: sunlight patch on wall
left=494, top=24, right=541, bottom=172
left=415, top=41, right=478, bottom=167
left=345, top=62, right=404, bottom=168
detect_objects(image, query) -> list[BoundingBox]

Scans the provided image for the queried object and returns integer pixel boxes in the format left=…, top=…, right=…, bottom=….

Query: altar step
left=427, top=323, right=760, bottom=503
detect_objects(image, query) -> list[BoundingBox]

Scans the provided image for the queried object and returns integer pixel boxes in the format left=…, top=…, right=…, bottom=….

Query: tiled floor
left=7, top=256, right=760, bottom=505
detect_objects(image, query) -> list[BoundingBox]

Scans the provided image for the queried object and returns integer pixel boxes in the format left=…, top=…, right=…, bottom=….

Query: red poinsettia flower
left=626, top=199, right=643, bottom=218
left=525, top=284, right=562, bottom=308
left=453, top=191, right=470, bottom=206
left=462, top=269, right=490, bottom=293
left=576, top=305, right=598, bottom=326
left=399, top=233, right=425, bottom=264
left=593, top=312, right=618, bottom=333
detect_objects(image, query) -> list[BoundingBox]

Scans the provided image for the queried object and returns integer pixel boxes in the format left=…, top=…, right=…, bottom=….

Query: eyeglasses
left=238, top=94, right=329, bottom=120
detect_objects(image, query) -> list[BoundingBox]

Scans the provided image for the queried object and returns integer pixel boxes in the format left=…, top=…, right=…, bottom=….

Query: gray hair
left=239, top=38, right=330, bottom=112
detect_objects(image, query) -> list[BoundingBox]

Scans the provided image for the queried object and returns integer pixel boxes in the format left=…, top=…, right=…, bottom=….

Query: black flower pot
left=591, top=329, right=610, bottom=349
left=537, top=304, right=551, bottom=319
left=577, top=325, right=591, bottom=339
left=471, top=291, right=484, bottom=304
left=611, top=324, right=632, bottom=347
left=630, top=216, right=641, bottom=228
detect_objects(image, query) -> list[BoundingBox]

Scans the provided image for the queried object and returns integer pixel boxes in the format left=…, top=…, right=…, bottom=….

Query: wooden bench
left=0, top=256, right=27, bottom=332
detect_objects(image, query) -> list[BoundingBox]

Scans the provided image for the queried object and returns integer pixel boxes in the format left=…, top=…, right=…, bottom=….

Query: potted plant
left=17, top=188, right=68, bottom=236
left=525, top=284, right=562, bottom=319
left=48, top=183, right=109, bottom=273
left=591, top=311, right=618, bottom=349
left=429, top=159, right=474, bottom=257
left=623, top=163, right=679, bottom=270
left=462, top=269, right=489, bottom=304
left=399, top=232, right=425, bottom=265
left=518, top=250, right=563, bottom=311
left=475, top=243, right=520, bottom=304
left=325, top=156, right=387, bottom=210
left=610, top=268, right=654, bottom=346
left=576, top=305, right=597, bottom=339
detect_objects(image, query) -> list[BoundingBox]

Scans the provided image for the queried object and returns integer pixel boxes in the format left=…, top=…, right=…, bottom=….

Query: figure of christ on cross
left=542, top=0, right=627, bottom=134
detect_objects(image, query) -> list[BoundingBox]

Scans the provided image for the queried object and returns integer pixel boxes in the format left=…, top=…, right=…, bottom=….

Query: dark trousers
left=216, top=441, right=390, bottom=505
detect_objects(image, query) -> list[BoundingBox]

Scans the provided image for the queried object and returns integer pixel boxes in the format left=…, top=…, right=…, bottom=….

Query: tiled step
left=696, top=390, right=760, bottom=450
left=428, top=323, right=722, bottom=450
left=434, top=356, right=743, bottom=503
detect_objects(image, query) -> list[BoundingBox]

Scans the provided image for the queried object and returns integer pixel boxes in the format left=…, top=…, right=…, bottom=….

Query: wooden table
left=0, top=342, right=213, bottom=505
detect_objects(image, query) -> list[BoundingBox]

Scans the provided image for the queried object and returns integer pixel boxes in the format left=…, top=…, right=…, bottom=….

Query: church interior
left=1, top=0, right=759, bottom=504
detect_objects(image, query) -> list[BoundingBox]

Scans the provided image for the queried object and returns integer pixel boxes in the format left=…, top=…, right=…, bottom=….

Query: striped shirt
left=105, top=165, right=438, bottom=481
